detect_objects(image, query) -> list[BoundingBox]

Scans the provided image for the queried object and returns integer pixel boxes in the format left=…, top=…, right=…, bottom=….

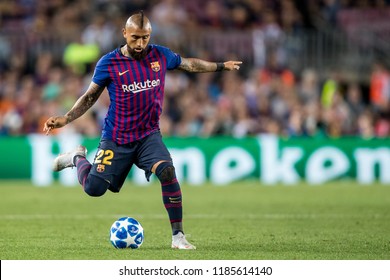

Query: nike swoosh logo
left=118, top=70, right=129, bottom=76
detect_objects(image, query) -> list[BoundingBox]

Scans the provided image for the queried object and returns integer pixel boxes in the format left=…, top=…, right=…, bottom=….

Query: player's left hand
left=223, top=61, right=242, bottom=71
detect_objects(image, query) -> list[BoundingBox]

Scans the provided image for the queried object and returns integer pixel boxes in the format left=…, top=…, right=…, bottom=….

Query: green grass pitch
left=0, top=180, right=389, bottom=260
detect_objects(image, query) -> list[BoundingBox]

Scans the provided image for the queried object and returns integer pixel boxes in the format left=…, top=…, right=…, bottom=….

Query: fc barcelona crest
left=96, top=164, right=105, bottom=173
left=150, top=61, right=160, bottom=72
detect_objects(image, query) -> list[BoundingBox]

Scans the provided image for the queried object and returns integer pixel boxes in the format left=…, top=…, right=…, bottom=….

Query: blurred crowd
left=0, top=0, right=389, bottom=139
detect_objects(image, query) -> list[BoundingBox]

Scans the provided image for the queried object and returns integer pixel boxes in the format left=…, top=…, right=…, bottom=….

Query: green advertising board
left=0, top=135, right=389, bottom=186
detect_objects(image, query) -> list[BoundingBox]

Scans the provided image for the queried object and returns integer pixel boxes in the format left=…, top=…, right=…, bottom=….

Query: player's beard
left=127, top=45, right=148, bottom=60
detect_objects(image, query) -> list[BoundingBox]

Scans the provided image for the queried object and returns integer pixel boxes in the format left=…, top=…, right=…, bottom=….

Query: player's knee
left=84, top=175, right=109, bottom=197
left=85, top=186, right=106, bottom=197
left=155, top=162, right=176, bottom=183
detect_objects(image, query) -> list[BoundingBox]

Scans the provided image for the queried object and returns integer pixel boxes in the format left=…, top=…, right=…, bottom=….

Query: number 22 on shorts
left=94, top=149, right=114, bottom=165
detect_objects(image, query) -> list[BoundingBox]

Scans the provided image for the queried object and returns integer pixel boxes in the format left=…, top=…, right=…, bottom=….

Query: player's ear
left=122, top=28, right=126, bottom=38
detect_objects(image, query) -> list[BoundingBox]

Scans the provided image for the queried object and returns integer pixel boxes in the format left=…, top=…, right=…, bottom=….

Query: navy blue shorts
left=89, top=131, right=171, bottom=192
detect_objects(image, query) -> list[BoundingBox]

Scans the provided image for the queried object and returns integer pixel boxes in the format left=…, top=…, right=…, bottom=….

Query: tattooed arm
left=64, top=82, right=104, bottom=123
left=43, top=82, right=104, bottom=135
left=177, top=58, right=242, bottom=73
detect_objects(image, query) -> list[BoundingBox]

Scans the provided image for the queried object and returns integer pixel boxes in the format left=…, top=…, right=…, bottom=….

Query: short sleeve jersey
left=92, top=44, right=181, bottom=144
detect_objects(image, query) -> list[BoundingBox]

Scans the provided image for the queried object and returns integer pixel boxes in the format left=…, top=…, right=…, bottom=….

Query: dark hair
left=125, top=11, right=149, bottom=29
left=139, top=10, right=144, bottom=29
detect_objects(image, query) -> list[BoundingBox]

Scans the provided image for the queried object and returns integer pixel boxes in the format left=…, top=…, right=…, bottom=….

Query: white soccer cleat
left=53, top=146, right=87, bottom=172
left=171, top=232, right=196, bottom=250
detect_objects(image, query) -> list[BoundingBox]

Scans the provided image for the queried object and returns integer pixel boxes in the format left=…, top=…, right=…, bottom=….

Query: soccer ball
left=109, top=217, right=144, bottom=249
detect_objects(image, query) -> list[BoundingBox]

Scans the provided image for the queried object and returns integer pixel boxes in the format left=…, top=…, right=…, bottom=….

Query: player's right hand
left=43, top=116, right=68, bottom=135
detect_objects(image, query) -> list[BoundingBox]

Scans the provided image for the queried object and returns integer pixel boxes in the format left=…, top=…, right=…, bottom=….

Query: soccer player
left=43, top=11, right=242, bottom=249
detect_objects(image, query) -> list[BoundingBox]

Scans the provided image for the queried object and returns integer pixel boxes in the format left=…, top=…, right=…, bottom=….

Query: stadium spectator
left=369, top=62, right=390, bottom=113
left=81, top=14, right=117, bottom=53
left=0, top=0, right=389, bottom=138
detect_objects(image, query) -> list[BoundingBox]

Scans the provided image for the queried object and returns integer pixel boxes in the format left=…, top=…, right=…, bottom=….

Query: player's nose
left=136, top=39, right=144, bottom=48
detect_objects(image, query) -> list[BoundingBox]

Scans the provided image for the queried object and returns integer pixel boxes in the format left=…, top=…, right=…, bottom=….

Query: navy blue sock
left=75, top=157, right=91, bottom=189
left=156, top=162, right=183, bottom=234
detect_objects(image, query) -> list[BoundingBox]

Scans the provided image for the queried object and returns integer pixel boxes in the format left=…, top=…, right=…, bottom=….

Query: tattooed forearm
left=65, top=82, right=104, bottom=123
left=178, top=58, right=218, bottom=73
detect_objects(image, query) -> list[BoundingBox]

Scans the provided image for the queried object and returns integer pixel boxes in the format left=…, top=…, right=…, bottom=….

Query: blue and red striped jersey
left=92, top=44, right=181, bottom=144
